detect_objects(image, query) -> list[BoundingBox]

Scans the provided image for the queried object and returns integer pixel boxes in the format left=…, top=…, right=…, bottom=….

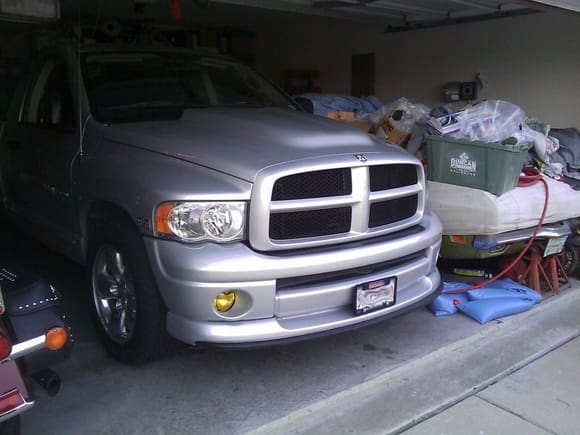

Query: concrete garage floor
left=3, top=228, right=579, bottom=435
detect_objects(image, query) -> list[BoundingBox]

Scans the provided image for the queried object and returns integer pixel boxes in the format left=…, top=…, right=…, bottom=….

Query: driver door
left=1, top=56, right=80, bottom=250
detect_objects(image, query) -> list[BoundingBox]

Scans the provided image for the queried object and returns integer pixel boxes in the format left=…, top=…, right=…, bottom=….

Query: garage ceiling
left=2, top=0, right=577, bottom=29
left=208, top=0, right=577, bottom=30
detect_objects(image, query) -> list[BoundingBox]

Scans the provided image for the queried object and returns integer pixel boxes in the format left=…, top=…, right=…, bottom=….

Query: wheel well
left=82, top=201, right=141, bottom=263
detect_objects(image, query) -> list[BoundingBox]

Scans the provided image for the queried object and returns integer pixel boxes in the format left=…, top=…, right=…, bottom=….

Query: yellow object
left=214, top=291, right=236, bottom=312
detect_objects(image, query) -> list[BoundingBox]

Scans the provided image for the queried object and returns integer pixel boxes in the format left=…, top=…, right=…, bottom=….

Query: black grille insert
left=370, top=164, right=418, bottom=192
left=272, top=168, right=352, bottom=201
left=277, top=251, right=424, bottom=290
left=270, top=208, right=351, bottom=240
left=369, top=195, right=418, bottom=228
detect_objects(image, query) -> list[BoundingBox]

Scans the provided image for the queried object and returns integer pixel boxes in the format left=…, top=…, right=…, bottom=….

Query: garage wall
left=254, top=11, right=580, bottom=129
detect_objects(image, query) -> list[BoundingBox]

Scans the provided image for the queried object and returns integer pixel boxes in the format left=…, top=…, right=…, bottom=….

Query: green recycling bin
left=425, top=135, right=531, bottom=195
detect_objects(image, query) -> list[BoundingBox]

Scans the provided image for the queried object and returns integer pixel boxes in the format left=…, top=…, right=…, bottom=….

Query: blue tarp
left=296, top=94, right=383, bottom=117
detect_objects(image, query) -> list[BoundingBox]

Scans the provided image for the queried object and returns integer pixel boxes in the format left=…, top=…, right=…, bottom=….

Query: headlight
left=156, top=202, right=246, bottom=242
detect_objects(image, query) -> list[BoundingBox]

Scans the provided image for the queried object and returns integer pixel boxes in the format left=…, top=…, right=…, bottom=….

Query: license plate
left=544, top=236, right=568, bottom=257
left=355, top=277, right=396, bottom=315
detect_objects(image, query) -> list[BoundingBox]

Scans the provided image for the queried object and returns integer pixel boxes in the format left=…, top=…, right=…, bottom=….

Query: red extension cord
left=442, top=167, right=550, bottom=294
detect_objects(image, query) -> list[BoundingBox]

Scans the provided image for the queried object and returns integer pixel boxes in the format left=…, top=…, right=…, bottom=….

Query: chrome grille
left=250, top=156, right=425, bottom=251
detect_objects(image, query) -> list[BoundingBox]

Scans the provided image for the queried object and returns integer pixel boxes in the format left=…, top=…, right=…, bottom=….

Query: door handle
left=6, top=140, right=20, bottom=150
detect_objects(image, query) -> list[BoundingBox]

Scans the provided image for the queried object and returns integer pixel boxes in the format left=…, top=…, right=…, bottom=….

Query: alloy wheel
left=91, top=245, right=137, bottom=344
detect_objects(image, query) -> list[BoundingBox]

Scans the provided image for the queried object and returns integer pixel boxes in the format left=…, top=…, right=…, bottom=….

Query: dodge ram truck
left=0, top=44, right=442, bottom=363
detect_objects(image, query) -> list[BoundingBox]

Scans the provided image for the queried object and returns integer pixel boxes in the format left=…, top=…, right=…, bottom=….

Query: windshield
left=82, top=51, right=295, bottom=123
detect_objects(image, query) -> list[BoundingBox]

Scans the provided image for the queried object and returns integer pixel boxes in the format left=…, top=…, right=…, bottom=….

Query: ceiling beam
left=360, top=1, right=449, bottom=15
left=447, top=0, right=499, bottom=10
left=385, top=7, right=540, bottom=33
left=208, top=0, right=396, bottom=22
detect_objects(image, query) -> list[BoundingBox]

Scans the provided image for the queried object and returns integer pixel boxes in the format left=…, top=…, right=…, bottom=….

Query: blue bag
left=428, top=282, right=470, bottom=316
left=458, top=298, right=536, bottom=324
left=466, top=278, right=541, bottom=303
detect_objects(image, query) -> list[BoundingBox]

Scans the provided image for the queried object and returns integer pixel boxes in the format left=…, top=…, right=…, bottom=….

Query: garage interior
left=0, top=1, right=580, bottom=434
left=1, top=1, right=579, bottom=128
left=2, top=0, right=578, bottom=283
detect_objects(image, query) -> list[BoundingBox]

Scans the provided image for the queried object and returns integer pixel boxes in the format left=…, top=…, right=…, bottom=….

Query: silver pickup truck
left=0, top=45, right=442, bottom=363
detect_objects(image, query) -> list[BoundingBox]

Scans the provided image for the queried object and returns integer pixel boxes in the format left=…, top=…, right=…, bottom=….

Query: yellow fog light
left=214, top=291, right=237, bottom=313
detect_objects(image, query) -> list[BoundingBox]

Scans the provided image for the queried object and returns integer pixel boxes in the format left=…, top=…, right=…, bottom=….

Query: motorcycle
left=0, top=258, right=72, bottom=435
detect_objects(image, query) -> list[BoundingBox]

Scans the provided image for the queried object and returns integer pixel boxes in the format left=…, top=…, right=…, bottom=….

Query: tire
left=0, top=415, right=21, bottom=435
left=559, top=239, right=579, bottom=278
left=88, top=215, right=174, bottom=364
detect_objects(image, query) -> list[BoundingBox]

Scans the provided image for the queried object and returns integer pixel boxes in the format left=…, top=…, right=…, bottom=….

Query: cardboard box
left=379, top=117, right=409, bottom=145
left=346, top=120, right=373, bottom=133
left=325, top=112, right=373, bottom=133
left=326, top=111, right=356, bottom=122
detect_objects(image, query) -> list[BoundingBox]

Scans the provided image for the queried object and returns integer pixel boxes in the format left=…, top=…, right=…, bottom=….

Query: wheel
left=0, top=415, right=21, bottom=435
left=88, top=215, right=174, bottom=364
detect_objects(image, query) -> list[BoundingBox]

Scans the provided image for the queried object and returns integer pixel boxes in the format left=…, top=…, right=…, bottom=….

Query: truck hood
left=101, top=107, right=403, bottom=182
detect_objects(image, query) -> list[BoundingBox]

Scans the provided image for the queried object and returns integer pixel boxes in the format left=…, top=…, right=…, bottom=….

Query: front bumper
left=145, top=210, right=442, bottom=345
left=441, top=221, right=573, bottom=260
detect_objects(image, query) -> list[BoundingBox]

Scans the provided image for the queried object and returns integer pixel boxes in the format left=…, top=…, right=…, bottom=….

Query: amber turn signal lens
left=45, top=327, right=68, bottom=351
left=214, top=291, right=236, bottom=313
left=449, top=235, right=466, bottom=245
left=156, top=203, right=175, bottom=235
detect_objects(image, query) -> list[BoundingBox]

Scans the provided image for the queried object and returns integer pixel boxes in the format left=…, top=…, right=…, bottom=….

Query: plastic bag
left=513, top=121, right=559, bottom=164
left=458, top=100, right=526, bottom=143
left=514, top=124, right=547, bottom=161
left=363, top=97, right=430, bottom=146
left=384, top=97, right=430, bottom=134
left=362, top=97, right=430, bottom=132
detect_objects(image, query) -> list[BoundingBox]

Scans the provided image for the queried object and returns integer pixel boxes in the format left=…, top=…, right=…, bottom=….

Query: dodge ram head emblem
left=355, top=154, right=367, bottom=162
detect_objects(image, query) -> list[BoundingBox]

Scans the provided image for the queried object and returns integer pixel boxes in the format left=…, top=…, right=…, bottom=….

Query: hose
left=442, top=167, right=549, bottom=294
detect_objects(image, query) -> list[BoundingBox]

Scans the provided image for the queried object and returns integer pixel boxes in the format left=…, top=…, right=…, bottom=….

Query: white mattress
left=426, top=176, right=580, bottom=235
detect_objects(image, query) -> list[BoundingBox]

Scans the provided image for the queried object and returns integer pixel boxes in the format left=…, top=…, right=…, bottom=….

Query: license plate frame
left=355, top=277, right=397, bottom=316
